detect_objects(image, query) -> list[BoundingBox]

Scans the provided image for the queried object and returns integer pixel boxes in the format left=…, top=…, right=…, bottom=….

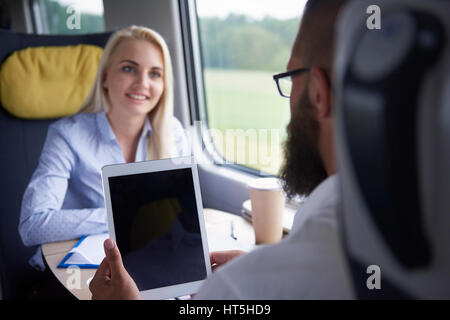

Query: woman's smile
left=125, top=92, right=150, bottom=102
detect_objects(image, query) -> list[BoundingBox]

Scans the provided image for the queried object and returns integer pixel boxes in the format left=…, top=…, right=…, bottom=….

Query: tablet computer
left=101, top=156, right=211, bottom=299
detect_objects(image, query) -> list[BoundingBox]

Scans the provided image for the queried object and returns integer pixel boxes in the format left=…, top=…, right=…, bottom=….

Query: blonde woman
left=19, top=26, right=189, bottom=270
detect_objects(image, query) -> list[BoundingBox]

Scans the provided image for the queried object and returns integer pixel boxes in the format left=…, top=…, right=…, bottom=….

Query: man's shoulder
left=196, top=175, right=353, bottom=299
left=197, top=230, right=351, bottom=299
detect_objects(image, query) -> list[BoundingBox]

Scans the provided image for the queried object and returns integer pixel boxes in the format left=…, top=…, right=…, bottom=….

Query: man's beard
left=279, top=89, right=328, bottom=198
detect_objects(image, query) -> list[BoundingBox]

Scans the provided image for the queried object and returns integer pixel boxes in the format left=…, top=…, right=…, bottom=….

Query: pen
left=230, top=220, right=237, bottom=240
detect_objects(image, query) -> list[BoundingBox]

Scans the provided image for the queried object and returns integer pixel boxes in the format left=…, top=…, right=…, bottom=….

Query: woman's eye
left=150, top=71, right=162, bottom=79
left=122, top=66, right=135, bottom=72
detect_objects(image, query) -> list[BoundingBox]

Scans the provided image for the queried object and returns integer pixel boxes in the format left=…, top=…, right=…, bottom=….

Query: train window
left=33, top=0, right=104, bottom=34
left=194, top=0, right=305, bottom=175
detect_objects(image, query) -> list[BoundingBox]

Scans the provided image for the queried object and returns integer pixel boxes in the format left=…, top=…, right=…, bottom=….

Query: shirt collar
left=95, top=112, right=153, bottom=143
left=291, top=174, right=339, bottom=233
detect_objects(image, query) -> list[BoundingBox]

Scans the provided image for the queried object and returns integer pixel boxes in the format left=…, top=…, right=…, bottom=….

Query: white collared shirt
left=195, top=175, right=355, bottom=299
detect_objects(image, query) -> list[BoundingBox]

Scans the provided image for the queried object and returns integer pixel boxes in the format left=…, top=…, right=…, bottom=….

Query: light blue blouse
left=19, top=112, right=190, bottom=269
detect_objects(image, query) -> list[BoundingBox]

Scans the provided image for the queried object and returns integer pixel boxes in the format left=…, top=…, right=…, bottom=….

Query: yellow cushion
left=0, top=44, right=103, bottom=119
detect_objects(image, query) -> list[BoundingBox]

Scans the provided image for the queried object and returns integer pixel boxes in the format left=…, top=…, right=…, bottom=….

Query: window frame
left=31, top=0, right=48, bottom=34
left=178, top=0, right=281, bottom=178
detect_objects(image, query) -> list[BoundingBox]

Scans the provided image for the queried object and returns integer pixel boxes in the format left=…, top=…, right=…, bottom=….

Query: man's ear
left=308, top=67, right=332, bottom=118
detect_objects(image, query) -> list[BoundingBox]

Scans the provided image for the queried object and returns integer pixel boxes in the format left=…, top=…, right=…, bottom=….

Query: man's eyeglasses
left=273, top=67, right=310, bottom=98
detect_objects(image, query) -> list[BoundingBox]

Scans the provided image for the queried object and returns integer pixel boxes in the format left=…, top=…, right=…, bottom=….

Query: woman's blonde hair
left=79, top=25, right=175, bottom=160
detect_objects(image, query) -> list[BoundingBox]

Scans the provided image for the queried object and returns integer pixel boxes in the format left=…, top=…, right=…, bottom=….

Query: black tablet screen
left=108, top=168, right=207, bottom=291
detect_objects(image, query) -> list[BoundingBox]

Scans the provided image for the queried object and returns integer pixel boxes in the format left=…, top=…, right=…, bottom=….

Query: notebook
left=57, top=233, right=109, bottom=268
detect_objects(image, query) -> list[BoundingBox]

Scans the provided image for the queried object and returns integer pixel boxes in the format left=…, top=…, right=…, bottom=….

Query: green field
left=203, top=69, right=291, bottom=174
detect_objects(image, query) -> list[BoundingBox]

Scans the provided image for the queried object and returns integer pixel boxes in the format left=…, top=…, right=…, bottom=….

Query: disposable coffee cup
left=248, top=177, right=285, bottom=244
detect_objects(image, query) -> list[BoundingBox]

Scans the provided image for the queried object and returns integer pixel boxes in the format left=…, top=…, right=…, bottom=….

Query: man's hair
left=293, top=0, right=348, bottom=68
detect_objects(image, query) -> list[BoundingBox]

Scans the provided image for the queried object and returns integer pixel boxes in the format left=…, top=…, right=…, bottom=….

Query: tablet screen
left=108, top=168, right=207, bottom=292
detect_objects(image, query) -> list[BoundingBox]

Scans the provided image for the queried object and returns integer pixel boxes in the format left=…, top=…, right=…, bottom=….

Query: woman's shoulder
left=49, top=112, right=98, bottom=134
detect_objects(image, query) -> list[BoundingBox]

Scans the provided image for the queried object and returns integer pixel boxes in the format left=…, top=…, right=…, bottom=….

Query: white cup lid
left=248, top=177, right=283, bottom=191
